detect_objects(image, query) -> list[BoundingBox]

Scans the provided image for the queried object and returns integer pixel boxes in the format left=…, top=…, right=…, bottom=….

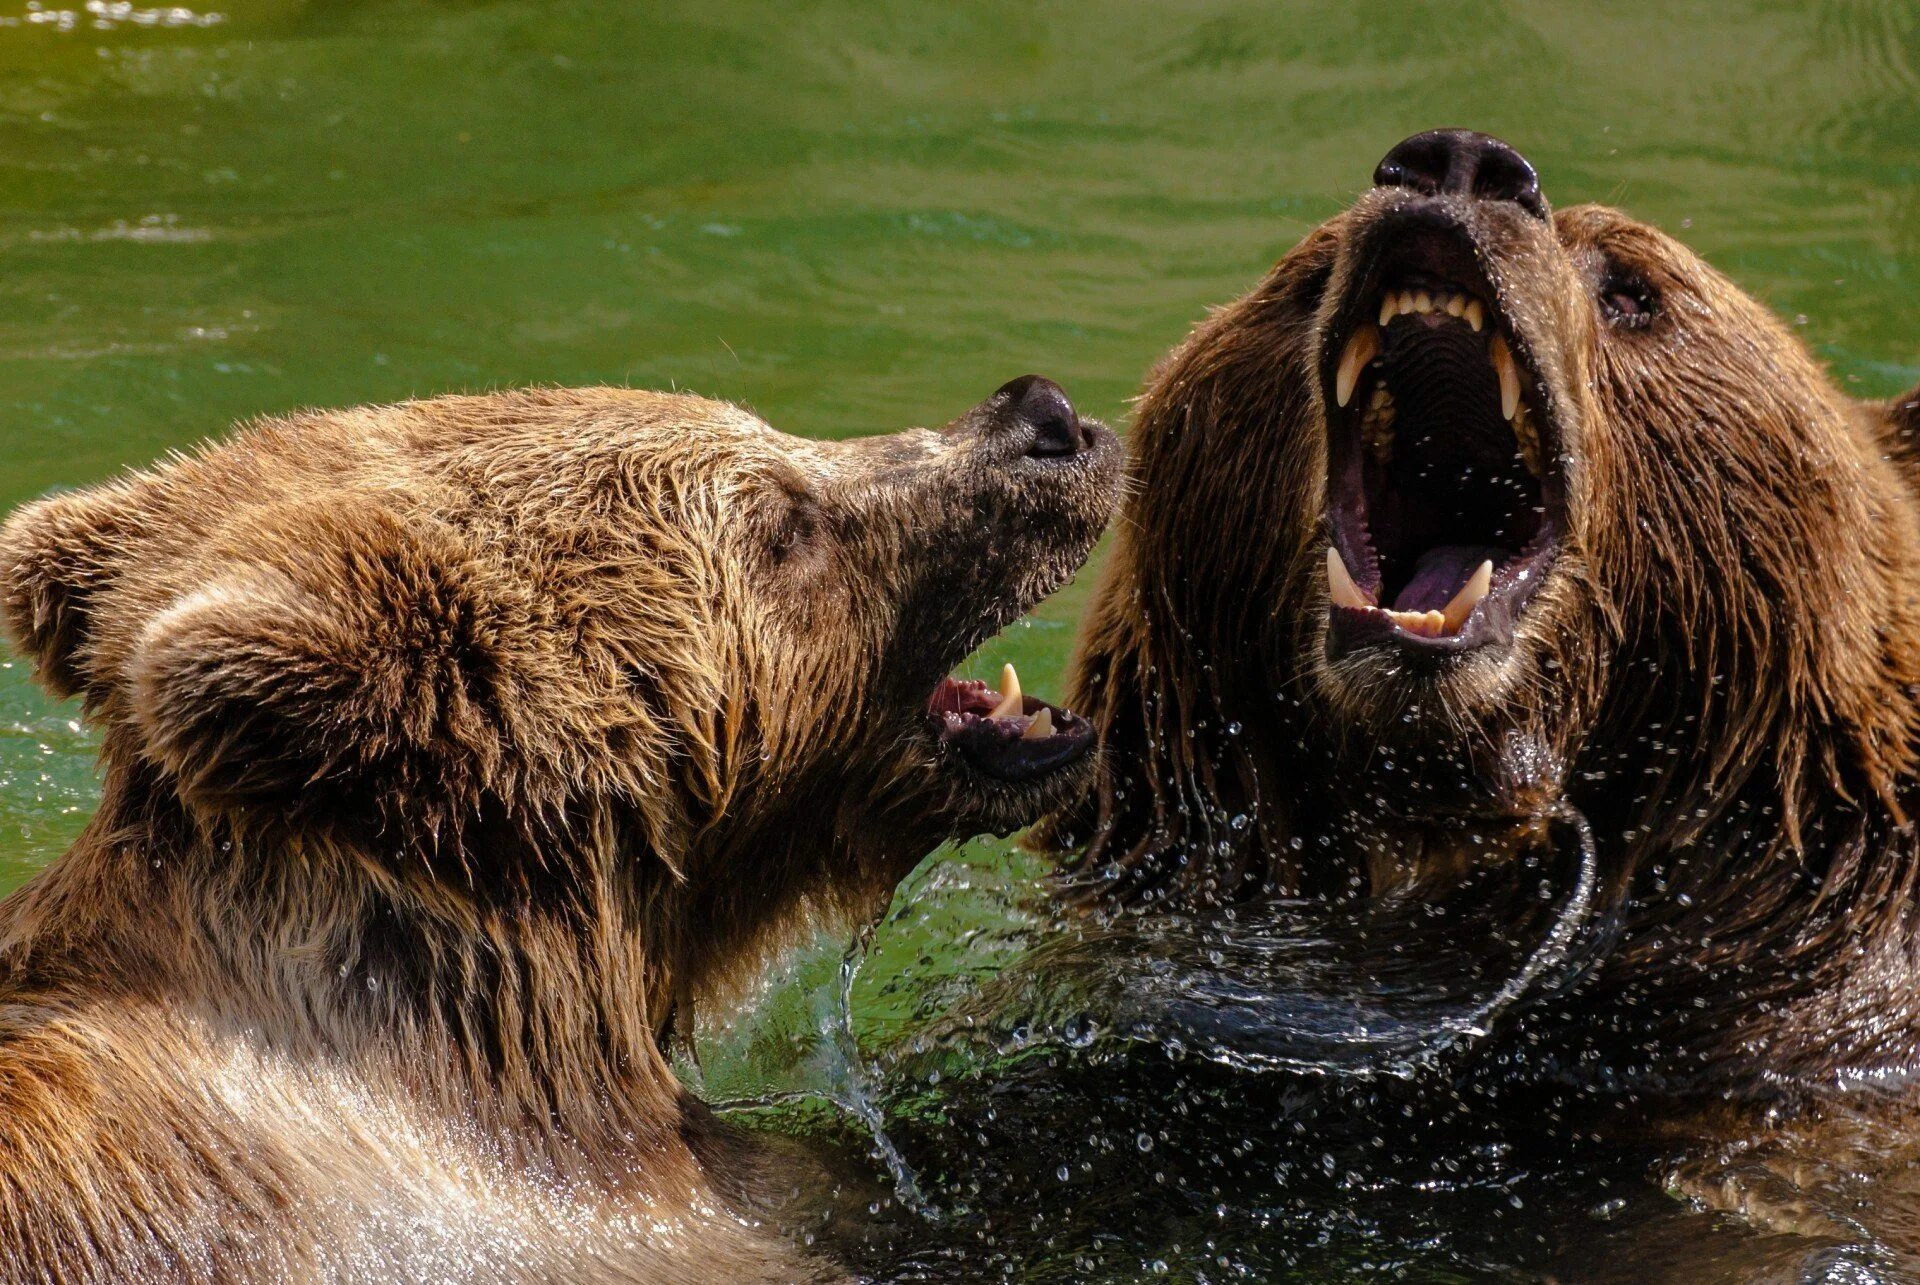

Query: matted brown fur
left=1045, top=171, right=1920, bottom=1095
left=0, top=383, right=1119, bottom=1281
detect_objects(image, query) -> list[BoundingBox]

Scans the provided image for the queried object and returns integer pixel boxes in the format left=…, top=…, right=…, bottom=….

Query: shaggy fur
left=0, top=384, right=1119, bottom=1282
left=1045, top=175, right=1920, bottom=1100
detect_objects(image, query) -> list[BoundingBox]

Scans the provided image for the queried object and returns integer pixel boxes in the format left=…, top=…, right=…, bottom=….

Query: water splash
left=821, top=925, right=938, bottom=1220
left=888, top=803, right=1608, bottom=1083
left=708, top=923, right=940, bottom=1222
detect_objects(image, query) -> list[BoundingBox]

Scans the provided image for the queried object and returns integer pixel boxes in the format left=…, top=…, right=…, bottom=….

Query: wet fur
left=0, top=386, right=1116, bottom=1282
left=1040, top=182, right=1920, bottom=1264
left=1045, top=192, right=1920, bottom=1093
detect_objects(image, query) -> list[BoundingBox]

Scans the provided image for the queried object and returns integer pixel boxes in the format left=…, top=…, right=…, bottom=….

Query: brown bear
left=1044, top=130, right=1920, bottom=1244
left=0, top=376, right=1120, bottom=1282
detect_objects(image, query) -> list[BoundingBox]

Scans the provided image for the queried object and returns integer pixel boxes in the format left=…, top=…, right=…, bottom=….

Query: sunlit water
left=0, top=2, right=1916, bottom=1279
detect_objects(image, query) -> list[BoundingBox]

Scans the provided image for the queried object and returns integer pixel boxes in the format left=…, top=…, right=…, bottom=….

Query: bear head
left=1, top=381, right=1121, bottom=1004
left=1052, top=131, right=1920, bottom=1078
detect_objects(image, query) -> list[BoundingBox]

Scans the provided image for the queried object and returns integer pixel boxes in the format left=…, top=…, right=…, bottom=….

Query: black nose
left=994, top=374, right=1088, bottom=458
left=1373, top=129, right=1546, bottom=220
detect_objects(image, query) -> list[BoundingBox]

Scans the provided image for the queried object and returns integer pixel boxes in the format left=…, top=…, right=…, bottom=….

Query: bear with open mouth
left=1042, top=130, right=1920, bottom=1251
left=0, top=376, right=1119, bottom=1281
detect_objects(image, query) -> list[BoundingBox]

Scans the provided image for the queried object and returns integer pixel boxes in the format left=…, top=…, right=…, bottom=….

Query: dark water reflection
left=715, top=810, right=1901, bottom=1280
left=914, top=808, right=1605, bottom=1080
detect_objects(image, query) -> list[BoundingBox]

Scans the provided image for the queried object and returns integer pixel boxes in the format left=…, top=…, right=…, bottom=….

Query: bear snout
left=966, top=374, right=1105, bottom=462
left=996, top=374, right=1096, bottom=458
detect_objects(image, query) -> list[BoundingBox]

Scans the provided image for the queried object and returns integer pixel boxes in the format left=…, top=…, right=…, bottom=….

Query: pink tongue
left=1390, top=545, right=1503, bottom=613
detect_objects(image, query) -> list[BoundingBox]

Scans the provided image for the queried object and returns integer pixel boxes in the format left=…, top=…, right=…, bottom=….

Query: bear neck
left=16, top=760, right=728, bottom=1153
left=1074, top=548, right=1920, bottom=1090
left=1557, top=694, right=1920, bottom=1089
left=1336, top=646, right=1920, bottom=1088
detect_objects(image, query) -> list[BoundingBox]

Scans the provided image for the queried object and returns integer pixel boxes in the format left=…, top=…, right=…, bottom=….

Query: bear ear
left=0, top=482, right=145, bottom=700
left=124, top=499, right=562, bottom=841
left=1870, top=384, right=1920, bottom=482
left=1888, top=384, right=1920, bottom=440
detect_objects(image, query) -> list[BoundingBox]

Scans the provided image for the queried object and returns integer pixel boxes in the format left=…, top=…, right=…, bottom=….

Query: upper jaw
left=1315, top=202, right=1568, bottom=661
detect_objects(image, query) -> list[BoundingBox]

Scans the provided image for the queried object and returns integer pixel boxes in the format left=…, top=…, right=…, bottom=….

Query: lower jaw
left=1324, top=473, right=1564, bottom=651
left=1323, top=561, right=1553, bottom=660
left=927, top=759, right=1097, bottom=842
left=1326, top=603, right=1509, bottom=659
left=926, top=668, right=1096, bottom=784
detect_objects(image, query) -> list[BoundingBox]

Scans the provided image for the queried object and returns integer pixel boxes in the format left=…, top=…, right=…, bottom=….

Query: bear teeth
left=1512, top=401, right=1543, bottom=476
left=1376, top=286, right=1486, bottom=331
left=1335, top=323, right=1381, bottom=408
left=989, top=662, right=1023, bottom=718
left=1326, top=546, right=1372, bottom=610
left=1362, top=382, right=1395, bottom=462
left=1345, top=285, right=1541, bottom=476
left=990, top=662, right=1056, bottom=739
left=1490, top=332, right=1521, bottom=422
left=1440, top=559, right=1494, bottom=633
left=1325, top=546, right=1496, bottom=639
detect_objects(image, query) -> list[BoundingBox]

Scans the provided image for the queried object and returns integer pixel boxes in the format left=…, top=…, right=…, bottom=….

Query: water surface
left=0, top=2, right=1916, bottom=1277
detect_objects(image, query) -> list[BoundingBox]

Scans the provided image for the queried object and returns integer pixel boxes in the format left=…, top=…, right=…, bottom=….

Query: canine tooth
left=1413, top=291, right=1432, bottom=314
left=1513, top=402, right=1543, bottom=476
left=990, top=662, right=1023, bottom=718
left=1491, top=332, right=1520, bottom=421
left=1022, top=707, right=1054, bottom=740
left=1335, top=324, right=1381, bottom=408
left=1441, top=560, right=1494, bottom=633
left=1326, top=546, right=1372, bottom=610
left=1444, top=294, right=1466, bottom=317
left=1363, top=387, right=1395, bottom=461
left=1464, top=298, right=1485, bottom=332
left=1378, top=294, right=1397, bottom=327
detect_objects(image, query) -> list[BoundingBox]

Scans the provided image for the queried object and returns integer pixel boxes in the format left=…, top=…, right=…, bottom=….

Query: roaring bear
left=1049, top=131, right=1920, bottom=1112
left=0, top=377, right=1119, bottom=1282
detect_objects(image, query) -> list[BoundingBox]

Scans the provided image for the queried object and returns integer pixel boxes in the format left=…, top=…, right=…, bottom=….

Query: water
left=0, top=2, right=1916, bottom=1277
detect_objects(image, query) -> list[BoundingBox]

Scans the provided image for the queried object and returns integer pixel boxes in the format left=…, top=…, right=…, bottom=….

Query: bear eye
left=1599, top=275, right=1656, bottom=329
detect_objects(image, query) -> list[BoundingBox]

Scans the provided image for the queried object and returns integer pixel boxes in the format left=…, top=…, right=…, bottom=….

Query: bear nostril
left=1025, top=405, right=1084, bottom=458
left=993, top=374, right=1088, bottom=458
left=1373, top=129, right=1547, bottom=221
left=1373, top=132, right=1454, bottom=195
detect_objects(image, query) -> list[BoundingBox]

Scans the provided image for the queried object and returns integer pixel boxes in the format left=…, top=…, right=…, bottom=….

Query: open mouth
left=926, top=663, right=1094, bottom=782
left=1321, top=220, right=1565, bottom=655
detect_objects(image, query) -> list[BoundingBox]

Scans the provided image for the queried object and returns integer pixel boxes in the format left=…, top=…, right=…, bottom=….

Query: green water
left=0, top=0, right=1916, bottom=1275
